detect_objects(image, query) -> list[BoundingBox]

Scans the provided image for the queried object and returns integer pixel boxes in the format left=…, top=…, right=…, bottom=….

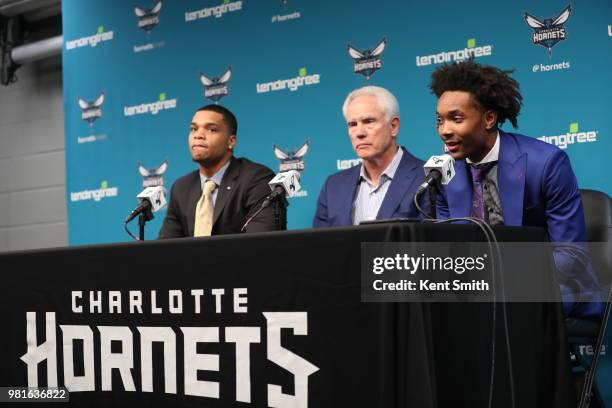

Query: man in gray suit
left=159, top=105, right=284, bottom=238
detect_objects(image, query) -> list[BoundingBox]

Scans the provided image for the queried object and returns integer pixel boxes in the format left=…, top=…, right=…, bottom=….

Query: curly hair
left=429, top=59, right=523, bottom=128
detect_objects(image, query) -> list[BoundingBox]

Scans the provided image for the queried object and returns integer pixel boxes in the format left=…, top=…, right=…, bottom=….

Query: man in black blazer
left=159, top=104, right=283, bottom=238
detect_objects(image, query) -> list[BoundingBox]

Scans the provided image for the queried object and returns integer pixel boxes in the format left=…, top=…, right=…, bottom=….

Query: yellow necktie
left=194, top=180, right=217, bottom=237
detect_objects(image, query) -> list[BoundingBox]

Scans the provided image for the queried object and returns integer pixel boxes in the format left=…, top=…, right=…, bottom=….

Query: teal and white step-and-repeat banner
left=63, top=0, right=611, bottom=244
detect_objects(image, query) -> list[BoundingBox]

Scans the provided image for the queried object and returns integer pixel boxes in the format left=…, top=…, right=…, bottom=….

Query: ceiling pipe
left=0, top=0, right=23, bottom=6
left=0, top=0, right=62, bottom=84
left=11, top=34, right=61, bottom=64
left=0, top=0, right=60, bottom=18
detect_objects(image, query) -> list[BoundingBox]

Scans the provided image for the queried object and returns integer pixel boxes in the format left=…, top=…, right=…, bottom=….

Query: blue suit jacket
left=437, top=130, right=602, bottom=318
left=313, top=147, right=426, bottom=227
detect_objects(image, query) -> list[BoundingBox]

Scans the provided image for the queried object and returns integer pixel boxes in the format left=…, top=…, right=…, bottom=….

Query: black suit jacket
left=158, top=157, right=284, bottom=238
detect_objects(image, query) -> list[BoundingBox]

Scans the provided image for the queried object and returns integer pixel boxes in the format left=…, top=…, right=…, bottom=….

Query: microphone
left=416, top=154, right=455, bottom=195
left=262, top=170, right=301, bottom=208
left=124, top=186, right=167, bottom=224
left=240, top=170, right=300, bottom=233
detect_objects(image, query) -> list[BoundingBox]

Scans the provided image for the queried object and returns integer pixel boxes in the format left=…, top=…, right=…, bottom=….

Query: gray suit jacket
left=158, top=157, right=284, bottom=238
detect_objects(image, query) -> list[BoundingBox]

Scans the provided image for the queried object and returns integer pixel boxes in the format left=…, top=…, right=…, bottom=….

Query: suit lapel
left=336, top=165, right=361, bottom=226
left=445, top=160, right=472, bottom=219
left=213, top=157, right=238, bottom=226
left=377, top=148, right=418, bottom=219
left=497, top=132, right=526, bottom=226
left=186, top=172, right=202, bottom=237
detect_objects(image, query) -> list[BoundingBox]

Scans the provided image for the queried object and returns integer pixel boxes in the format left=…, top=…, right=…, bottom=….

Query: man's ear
left=484, top=110, right=497, bottom=130
left=228, top=135, right=237, bottom=150
left=390, top=116, right=400, bottom=137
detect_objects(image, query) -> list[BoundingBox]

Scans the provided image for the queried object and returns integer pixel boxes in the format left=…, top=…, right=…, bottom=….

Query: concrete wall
left=0, top=59, right=67, bottom=252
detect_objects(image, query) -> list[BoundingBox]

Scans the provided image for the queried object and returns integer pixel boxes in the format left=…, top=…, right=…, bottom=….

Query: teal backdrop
left=62, top=0, right=611, bottom=403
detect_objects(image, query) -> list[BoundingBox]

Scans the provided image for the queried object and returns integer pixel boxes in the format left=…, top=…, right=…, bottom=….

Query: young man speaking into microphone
left=430, top=59, right=601, bottom=318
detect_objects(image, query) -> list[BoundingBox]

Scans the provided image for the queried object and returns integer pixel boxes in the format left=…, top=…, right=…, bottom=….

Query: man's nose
left=354, top=123, right=367, bottom=138
left=438, top=121, right=452, bottom=137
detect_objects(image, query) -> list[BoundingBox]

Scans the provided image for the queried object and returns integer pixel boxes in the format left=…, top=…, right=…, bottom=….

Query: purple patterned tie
left=469, top=162, right=497, bottom=220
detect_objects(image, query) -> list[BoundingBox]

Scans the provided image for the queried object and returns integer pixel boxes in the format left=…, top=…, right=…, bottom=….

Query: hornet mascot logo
left=524, top=5, right=571, bottom=57
left=273, top=140, right=309, bottom=172
left=78, top=93, right=105, bottom=126
left=347, top=37, right=387, bottom=80
left=200, top=67, right=232, bottom=103
left=134, top=1, right=163, bottom=33
left=138, top=160, right=168, bottom=188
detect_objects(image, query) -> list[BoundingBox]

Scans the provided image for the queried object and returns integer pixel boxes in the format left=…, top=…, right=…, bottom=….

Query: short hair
left=342, top=86, right=400, bottom=122
left=196, top=104, right=238, bottom=136
left=429, top=59, right=523, bottom=128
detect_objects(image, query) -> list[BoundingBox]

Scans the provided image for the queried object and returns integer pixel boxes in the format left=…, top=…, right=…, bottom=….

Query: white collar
left=467, top=131, right=500, bottom=164
left=359, top=147, right=403, bottom=183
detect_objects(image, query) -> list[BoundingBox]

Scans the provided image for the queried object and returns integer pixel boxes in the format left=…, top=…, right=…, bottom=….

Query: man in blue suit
left=430, top=59, right=601, bottom=318
left=313, top=86, right=426, bottom=227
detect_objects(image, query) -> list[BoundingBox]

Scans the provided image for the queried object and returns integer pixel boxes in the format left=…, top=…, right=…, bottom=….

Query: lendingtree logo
left=185, top=0, right=243, bottom=21
left=337, top=158, right=361, bottom=170
left=537, top=122, right=598, bottom=149
left=70, top=180, right=119, bottom=202
left=415, top=38, right=493, bottom=67
left=124, top=92, right=178, bottom=116
left=256, top=67, right=320, bottom=94
left=65, top=26, right=114, bottom=51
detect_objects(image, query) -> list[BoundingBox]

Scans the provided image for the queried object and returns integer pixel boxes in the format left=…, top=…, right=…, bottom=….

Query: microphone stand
left=138, top=214, right=146, bottom=241
left=138, top=207, right=154, bottom=241
left=273, top=196, right=288, bottom=230
left=241, top=192, right=288, bottom=233
left=428, top=182, right=438, bottom=219
left=124, top=206, right=154, bottom=241
left=417, top=170, right=442, bottom=220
